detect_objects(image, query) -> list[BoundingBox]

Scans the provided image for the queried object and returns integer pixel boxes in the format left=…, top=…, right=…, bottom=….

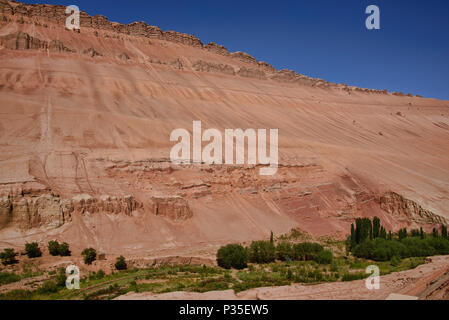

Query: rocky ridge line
left=0, top=0, right=421, bottom=97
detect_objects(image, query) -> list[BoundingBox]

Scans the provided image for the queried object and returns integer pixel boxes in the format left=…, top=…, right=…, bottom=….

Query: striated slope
left=0, top=0, right=448, bottom=256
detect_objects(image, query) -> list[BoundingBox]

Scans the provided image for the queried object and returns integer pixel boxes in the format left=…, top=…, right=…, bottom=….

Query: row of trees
left=349, top=217, right=389, bottom=250
left=80, top=248, right=127, bottom=270
left=353, top=237, right=449, bottom=261
left=217, top=236, right=333, bottom=269
left=349, top=217, right=449, bottom=250
left=348, top=217, right=449, bottom=261
left=1, top=242, right=126, bottom=271
left=0, top=241, right=71, bottom=265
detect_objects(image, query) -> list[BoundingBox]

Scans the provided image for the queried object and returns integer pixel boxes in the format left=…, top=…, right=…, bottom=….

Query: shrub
left=353, top=236, right=449, bottom=261
left=314, top=250, right=333, bottom=264
left=330, top=261, right=339, bottom=272
left=217, top=244, right=248, bottom=269
left=390, top=255, right=401, bottom=266
left=48, top=241, right=71, bottom=257
left=48, top=241, right=60, bottom=256
left=0, top=248, right=18, bottom=266
left=293, top=242, right=324, bottom=261
left=38, top=280, right=58, bottom=294
left=58, top=243, right=71, bottom=256
left=0, top=272, right=21, bottom=285
left=115, top=256, right=128, bottom=271
left=25, top=242, right=42, bottom=258
left=55, top=268, right=67, bottom=287
left=342, top=272, right=367, bottom=282
left=276, top=242, right=294, bottom=261
left=97, top=269, right=105, bottom=279
left=81, top=248, right=97, bottom=265
left=248, top=241, right=275, bottom=264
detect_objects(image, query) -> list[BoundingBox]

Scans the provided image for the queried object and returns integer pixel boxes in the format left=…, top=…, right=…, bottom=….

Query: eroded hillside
left=0, top=0, right=448, bottom=256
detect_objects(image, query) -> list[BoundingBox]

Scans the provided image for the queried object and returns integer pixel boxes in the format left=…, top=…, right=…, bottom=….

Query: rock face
left=151, top=196, right=193, bottom=221
left=0, top=194, right=71, bottom=229
left=380, top=192, right=448, bottom=226
left=71, top=194, right=142, bottom=216
left=0, top=31, right=75, bottom=52
left=193, top=60, right=235, bottom=75
left=0, top=192, right=145, bottom=230
left=0, top=1, right=448, bottom=254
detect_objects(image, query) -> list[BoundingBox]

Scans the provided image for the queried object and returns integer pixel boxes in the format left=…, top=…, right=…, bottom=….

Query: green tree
left=217, top=244, right=248, bottom=269
left=276, top=242, right=294, bottom=261
left=314, top=250, right=333, bottom=264
left=380, top=227, right=387, bottom=239
left=270, top=231, right=274, bottom=245
left=432, top=228, right=439, bottom=238
left=248, top=241, right=275, bottom=263
left=373, top=217, right=381, bottom=238
left=350, top=224, right=356, bottom=250
left=0, top=248, right=18, bottom=265
left=293, top=242, right=323, bottom=261
left=81, top=248, right=97, bottom=265
left=442, top=225, right=448, bottom=239
left=48, top=241, right=60, bottom=256
left=355, top=219, right=362, bottom=244
left=114, top=256, right=128, bottom=271
left=58, top=243, right=71, bottom=256
left=399, top=228, right=408, bottom=240
left=25, top=242, right=42, bottom=258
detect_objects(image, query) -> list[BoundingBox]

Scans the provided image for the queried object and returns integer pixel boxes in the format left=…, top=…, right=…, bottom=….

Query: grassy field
left=0, top=255, right=426, bottom=300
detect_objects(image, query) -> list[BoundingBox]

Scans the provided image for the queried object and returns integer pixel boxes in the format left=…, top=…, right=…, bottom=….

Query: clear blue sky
left=21, top=0, right=449, bottom=100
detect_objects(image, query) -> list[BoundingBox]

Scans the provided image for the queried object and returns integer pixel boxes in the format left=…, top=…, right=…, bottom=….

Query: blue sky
left=21, top=0, right=449, bottom=100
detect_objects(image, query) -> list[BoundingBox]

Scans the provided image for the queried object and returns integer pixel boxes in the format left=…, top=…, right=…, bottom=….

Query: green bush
left=0, top=289, right=33, bottom=300
left=48, top=241, right=71, bottom=257
left=55, top=268, right=67, bottom=287
left=342, top=272, right=367, bottom=282
left=97, top=269, right=106, bottom=279
left=58, top=242, right=71, bottom=256
left=314, top=250, right=333, bottom=264
left=390, top=255, right=401, bottom=266
left=276, top=242, right=294, bottom=261
left=25, top=242, right=42, bottom=258
left=115, top=256, right=128, bottom=271
left=0, top=248, right=18, bottom=266
left=217, top=244, right=248, bottom=269
left=81, top=248, right=97, bottom=265
left=330, top=261, right=339, bottom=272
left=0, top=272, right=21, bottom=285
left=353, top=236, right=449, bottom=261
left=248, top=241, right=275, bottom=264
left=38, top=280, right=58, bottom=294
left=293, top=242, right=324, bottom=261
left=48, top=241, right=60, bottom=256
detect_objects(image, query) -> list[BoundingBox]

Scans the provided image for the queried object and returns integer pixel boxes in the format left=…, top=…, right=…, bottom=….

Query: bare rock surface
left=0, top=1, right=448, bottom=257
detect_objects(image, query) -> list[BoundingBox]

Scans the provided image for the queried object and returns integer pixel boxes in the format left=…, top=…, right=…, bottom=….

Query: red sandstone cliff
left=0, top=0, right=448, bottom=256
